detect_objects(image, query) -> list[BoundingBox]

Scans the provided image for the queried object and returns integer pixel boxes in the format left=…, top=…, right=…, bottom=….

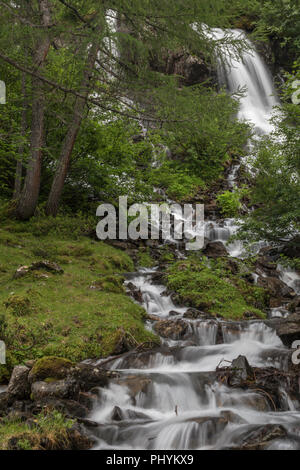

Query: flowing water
left=90, top=28, right=300, bottom=450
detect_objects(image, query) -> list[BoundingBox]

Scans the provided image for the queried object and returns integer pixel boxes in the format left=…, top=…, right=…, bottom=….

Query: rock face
left=7, top=366, right=31, bottom=400
left=154, top=319, right=189, bottom=340
left=150, top=49, right=216, bottom=87
left=272, top=314, right=300, bottom=347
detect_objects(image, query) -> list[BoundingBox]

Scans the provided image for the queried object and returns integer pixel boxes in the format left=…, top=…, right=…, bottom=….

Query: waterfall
left=210, top=28, right=279, bottom=135
left=89, top=28, right=300, bottom=451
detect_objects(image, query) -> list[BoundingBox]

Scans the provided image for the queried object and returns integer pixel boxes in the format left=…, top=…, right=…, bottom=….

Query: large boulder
left=7, top=366, right=30, bottom=400
left=28, top=357, right=74, bottom=384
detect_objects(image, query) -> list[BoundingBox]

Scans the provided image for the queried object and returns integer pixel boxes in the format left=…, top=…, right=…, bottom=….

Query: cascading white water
left=90, top=28, right=300, bottom=450
left=211, top=28, right=279, bottom=135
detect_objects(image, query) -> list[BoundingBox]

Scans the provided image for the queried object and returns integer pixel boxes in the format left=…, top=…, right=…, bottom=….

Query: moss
left=29, top=357, right=74, bottom=382
left=137, top=248, right=155, bottom=268
left=90, top=275, right=125, bottom=293
left=166, top=256, right=267, bottom=320
left=4, top=294, right=32, bottom=317
left=0, top=410, right=76, bottom=450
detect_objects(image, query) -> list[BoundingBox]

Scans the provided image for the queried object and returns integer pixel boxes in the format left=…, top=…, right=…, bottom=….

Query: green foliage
left=154, top=86, right=250, bottom=184
left=239, top=103, right=300, bottom=243
left=217, top=187, right=248, bottom=217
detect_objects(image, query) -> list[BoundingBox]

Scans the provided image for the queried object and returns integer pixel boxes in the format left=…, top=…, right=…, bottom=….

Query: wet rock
left=7, top=366, right=30, bottom=400
left=78, top=391, right=97, bottom=411
left=71, top=364, right=108, bottom=391
left=154, top=319, right=189, bottom=340
left=258, top=276, right=294, bottom=299
left=183, top=308, right=212, bottom=320
left=220, top=410, right=247, bottom=424
left=219, top=392, right=270, bottom=412
left=111, top=405, right=149, bottom=422
left=288, top=297, right=300, bottom=313
left=115, top=375, right=152, bottom=403
left=31, top=378, right=79, bottom=401
left=237, top=424, right=287, bottom=450
left=229, top=355, right=255, bottom=386
left=272, top=313, right=300, bottom=347
left=203, top=241, right=227, bottom=258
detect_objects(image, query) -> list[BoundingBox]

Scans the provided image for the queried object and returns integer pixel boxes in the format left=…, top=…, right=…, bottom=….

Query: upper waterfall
left=210, top=28, right=280, bottom=135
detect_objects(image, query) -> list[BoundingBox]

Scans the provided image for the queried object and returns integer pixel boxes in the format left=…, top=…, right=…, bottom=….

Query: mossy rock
left=28, top=356, right=74, bottom=383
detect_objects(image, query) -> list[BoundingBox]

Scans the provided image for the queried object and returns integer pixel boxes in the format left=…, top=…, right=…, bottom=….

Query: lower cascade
left=89, top=269, right=300, bottom=450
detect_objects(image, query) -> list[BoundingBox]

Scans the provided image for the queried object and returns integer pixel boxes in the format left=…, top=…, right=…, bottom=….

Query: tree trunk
left=13, top=72, right=27, bottom=200
left=17, top=0, right=51, bottom=220
left=45, top=43, right=99, bottom=216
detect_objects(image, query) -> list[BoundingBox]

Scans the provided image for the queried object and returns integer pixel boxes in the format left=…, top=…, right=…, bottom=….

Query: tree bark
left=13, top=72, right=27, bottom=200
left=45, top=42, right=99, bottom=216
left=17, top=0, right=51, bottom=220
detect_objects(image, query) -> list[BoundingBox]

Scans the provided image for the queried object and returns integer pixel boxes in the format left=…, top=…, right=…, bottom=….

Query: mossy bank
left=0, top=216, right=159, bottom=383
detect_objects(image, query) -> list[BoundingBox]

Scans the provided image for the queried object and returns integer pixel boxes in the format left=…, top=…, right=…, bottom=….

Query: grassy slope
left=0, top=222, right=158, bottom=382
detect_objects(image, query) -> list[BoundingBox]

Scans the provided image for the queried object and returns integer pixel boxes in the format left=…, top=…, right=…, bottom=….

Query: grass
left=0, top=410, right=76, bottom=450
left=0, top=220, right=159, bottom=383
left=166, top=255, right=268, bottom=320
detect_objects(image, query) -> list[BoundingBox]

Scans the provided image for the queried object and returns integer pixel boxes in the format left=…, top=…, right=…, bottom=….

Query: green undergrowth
left=0, top=410, right=75, bottom=450
left=166, top=255, right=268, bottom=320
left=0, top=219, right=158, bottom=383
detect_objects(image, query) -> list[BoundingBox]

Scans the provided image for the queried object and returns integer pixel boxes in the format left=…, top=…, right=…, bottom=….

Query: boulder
left=273, top=313, right=300, bottom=347
left=203, top=241, right=227, bottom=258
left=31, top=378, right=79, bottom=401
left=229, top=355, right=255, bottom=386
left=154, top=319, right=189, bottom=340
left=71, top=364, right=108, bottom=392
left=111, top=405, right=149, bottom=422
left=28, top=356, right=74, bottom=384
left=7, top=366, right=30, bottom=400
